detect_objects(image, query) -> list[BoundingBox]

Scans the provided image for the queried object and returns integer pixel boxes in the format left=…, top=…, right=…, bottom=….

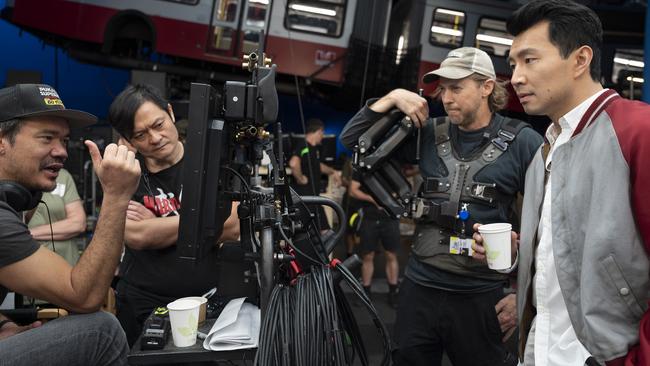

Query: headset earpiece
left=0, top=181, right=42, bottom=211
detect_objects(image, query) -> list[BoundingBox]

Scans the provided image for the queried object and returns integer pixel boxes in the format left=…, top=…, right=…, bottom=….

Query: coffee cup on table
left=180, top=296, right=208, bottom=325
left=167, top=298, right=201, bottom=347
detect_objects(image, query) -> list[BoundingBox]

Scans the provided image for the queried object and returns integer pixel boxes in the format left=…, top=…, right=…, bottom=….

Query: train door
left=205, top=0, right=271, bottom=62
left=240, top=0, right=270, bottom=54
left=206, top=0, right=243, bottom=57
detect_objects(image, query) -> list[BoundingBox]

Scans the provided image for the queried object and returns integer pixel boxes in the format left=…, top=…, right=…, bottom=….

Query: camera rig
left=177, top=39, right=391, bottom=365
left=352, top=107, right=525, bottom=236
left=351, top=110, right=467, bottom=232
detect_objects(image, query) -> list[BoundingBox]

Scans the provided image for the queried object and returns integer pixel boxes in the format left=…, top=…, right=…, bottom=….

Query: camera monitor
left=178, top=64, right=278, bottom=262
left=177, top=83, right=232, bottom=261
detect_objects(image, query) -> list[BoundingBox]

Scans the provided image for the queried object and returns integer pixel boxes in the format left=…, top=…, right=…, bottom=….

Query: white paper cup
left=180, top=296, right=208, bottom=325
left=167, top=298, right=201, bottom=347
left=478, top=223, right=512, bottom=270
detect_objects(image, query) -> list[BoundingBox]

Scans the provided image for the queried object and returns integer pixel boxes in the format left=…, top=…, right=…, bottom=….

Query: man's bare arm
left=29, top=200, right=86, bottom=241
left=124, top=216, right=179, bottom=250
left=218, top=202, right=240, bottom=243
left=289, top=155, right=308, bottom=185
left=348, top=180, right=377, bottom=205
left=0, top=142, right=140, bottom=313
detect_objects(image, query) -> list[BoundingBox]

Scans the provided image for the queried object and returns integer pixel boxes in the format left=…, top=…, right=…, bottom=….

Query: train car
left=1, top=0, right=643, bottom=106
left=1, top=0, right=357, bottom=85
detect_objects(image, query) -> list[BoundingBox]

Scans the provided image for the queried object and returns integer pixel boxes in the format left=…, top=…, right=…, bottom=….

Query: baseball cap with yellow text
left=0, top=84, right=97, bottom=128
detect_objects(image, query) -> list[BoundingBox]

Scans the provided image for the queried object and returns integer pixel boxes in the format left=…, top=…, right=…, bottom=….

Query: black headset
left=0, top=181, right=43, bottom=212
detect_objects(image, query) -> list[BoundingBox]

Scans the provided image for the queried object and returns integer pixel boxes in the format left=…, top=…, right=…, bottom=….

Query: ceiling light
left=615, top=57, right=644, bottom=68
left=626, top=76, right=644, bottom=83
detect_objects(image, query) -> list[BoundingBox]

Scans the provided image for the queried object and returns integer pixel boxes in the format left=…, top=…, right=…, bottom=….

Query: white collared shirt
left=532, top=89, right=608, bottom=366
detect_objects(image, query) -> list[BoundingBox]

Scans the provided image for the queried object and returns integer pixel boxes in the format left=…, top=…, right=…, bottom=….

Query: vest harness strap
left=418, top=116, right=529, bottom=228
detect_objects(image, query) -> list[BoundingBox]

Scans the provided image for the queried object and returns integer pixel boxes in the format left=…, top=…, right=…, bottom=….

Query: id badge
left=449, top=236, right=474, bottom=257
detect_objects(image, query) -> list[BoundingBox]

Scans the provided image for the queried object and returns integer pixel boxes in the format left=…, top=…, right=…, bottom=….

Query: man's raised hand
left=389, top=89, right=429, bottom=128
left=85, top=141, right=141, bottom=200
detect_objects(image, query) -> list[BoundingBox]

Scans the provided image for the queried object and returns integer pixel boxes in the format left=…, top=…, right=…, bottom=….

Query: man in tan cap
left=340, top=47, right=543, bottom=366
left=0, top=84, right=141, bottom=365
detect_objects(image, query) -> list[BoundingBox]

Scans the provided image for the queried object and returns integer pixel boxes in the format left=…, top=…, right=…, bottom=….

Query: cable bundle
left=295, top=266, right=347, bottom=366
left=333, top=262, right=391, bottom=366
left=256, top=284, right=296, bottom=365
left=256, top=266, right=356, bottom=366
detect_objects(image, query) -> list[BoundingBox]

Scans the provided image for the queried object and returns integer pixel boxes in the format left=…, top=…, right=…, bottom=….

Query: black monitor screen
left=177, top=83, right=232, bottom=261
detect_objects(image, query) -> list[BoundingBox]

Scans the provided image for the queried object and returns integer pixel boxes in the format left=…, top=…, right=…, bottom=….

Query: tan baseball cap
left=422, top=47, right=496, bottom=83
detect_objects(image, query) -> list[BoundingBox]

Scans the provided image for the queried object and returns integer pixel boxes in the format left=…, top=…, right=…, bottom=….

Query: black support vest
left=412, top=116, right=530, bottom=279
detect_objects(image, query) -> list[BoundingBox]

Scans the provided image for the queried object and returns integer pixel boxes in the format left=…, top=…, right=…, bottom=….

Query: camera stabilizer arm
left=352, top=110, right=420, bottom=219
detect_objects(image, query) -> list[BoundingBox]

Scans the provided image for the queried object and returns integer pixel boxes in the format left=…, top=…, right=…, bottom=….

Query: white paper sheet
left=203, top=297, right=260, bottom=351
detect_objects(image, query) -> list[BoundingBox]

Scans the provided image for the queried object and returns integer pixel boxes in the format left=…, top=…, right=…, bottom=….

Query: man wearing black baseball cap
left=0, top=84, right=141, bottom=366
left=341, top=48, right=543, bottom=365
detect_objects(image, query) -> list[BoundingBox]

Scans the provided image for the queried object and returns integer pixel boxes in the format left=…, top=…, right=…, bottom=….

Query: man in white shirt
left=473, top=1, right=650, bottom=365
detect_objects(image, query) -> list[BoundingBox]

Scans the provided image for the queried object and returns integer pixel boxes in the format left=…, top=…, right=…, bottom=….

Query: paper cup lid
left=478, top=223, right=512, bottom=233
left=167, top=298, right=201, bottom=311
left=180, top=296, right=208, bottom=305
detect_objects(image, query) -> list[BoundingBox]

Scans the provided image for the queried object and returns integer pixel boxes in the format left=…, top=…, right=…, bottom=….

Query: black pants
left=115, top=280, right=175, bottom=347
left=393, top=278, right=517, bottom=366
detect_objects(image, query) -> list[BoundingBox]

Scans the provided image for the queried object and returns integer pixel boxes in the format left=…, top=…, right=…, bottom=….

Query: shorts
left=358, top=215, right=400, bottom=254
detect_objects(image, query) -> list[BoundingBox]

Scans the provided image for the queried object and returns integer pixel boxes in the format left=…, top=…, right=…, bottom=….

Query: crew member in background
left=108, top=84, right=240, bottom=346
left=290, top=118, right=341, bottom=231
left=341, top=156, right=359, bottom=258
left=348, top=175, right=400, bottom=308
left=340, top=47, right=543, bottom=366
left=27, top=168, right=86, bottom=266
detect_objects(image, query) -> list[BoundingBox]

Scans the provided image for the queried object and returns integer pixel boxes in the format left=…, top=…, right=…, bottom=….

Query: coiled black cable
left=257, top=266, right=362, bottom=366
left=255, top=263, right=392, bottom=366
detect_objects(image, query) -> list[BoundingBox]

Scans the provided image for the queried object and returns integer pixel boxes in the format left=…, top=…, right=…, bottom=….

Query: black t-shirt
left=291, top=141, right=322, bottom=196
left=119, top=156, right=221, bottom=299
left=351, top=171, right=391, bottom=220
left=0, top=201, right=40, bottom=303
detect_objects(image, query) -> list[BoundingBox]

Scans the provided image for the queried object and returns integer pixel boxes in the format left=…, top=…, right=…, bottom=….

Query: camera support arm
left=353, top=110, right=423, bottom=219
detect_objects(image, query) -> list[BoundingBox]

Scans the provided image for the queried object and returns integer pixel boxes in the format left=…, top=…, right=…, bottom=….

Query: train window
left=475, top=17, right=512, bottom=57
left=242, top=0, right=268, bottom=53
left=208, top=0, right=240, bottom=53
left=245, top=0, right=268, bottom=28
left=158, top=0, right=200, bottom=5
left=213, top=0, right=239, bottom=23
left=210, top=26, right=236, bottom=51
left=285, top=0, right=346, bottom=38
left=430, top=8, right=465, bottom=48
